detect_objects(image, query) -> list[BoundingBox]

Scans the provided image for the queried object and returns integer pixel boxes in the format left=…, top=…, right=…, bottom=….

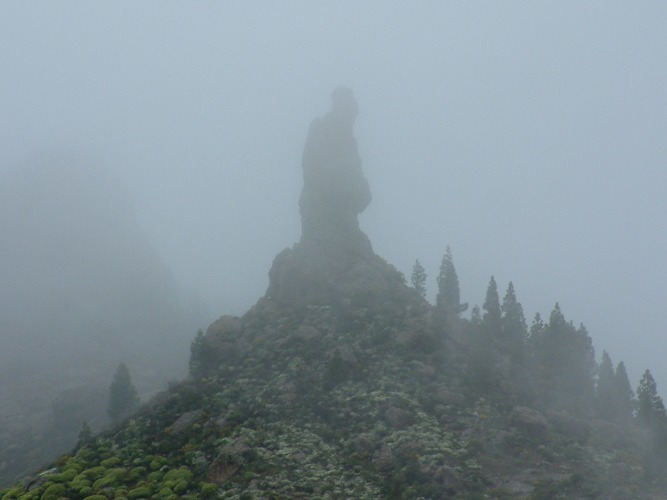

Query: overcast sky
left=2, top=2, right=666, bottom=391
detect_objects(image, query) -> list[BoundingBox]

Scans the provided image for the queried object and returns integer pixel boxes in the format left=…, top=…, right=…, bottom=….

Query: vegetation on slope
left=4, top=258, right=667, bottom=498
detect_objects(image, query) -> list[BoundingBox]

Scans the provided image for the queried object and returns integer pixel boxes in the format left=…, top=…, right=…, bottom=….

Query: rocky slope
left=1, top=293, right=662, bottom=499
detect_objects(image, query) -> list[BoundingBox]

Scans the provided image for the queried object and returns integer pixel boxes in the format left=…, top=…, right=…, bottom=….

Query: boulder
left=511, top=406, right=549, bottom=438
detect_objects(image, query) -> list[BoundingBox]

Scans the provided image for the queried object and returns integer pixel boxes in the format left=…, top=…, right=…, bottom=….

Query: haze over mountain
left=2, top=87, right=666, bottom=499
left=0, top=151, right=207, bottom=483
left=2, top=3, right=665, bottom=394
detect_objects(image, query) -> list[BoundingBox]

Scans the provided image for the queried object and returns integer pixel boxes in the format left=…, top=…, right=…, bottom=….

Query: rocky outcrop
left=266, top=88, right=407, bottom=307
left=299, top=86, right=371, bottom=250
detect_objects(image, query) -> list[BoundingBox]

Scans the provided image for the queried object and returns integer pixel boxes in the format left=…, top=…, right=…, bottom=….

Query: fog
left=1, top=2, right=666, bottom=408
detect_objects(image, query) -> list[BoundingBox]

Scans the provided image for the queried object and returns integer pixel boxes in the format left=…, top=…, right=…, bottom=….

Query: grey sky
left=2, top=2, right=666, bottom=390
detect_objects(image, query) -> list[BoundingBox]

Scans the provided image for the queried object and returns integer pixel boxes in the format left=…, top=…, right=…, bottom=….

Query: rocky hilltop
left=3, top=89, right=666, bottom=499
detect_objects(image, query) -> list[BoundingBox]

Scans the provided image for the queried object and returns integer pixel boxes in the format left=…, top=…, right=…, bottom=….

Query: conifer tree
left=637, top=369, right=667, bottom=427
left=501, top=282, right=527, bottom=342
left=75, top=422, right=93, bottom=451
left=107, top=362, right=139, bottom=422
left=614, top=361, right=636, bottom=423
left=533, top=304, right=595, bottom=413
left=482, top=276, right=502, bottom=338
left=529, top=313, right=545, bottom=339
left=500, top=281, right=527, bottom=362
left=436, top=246, right=467, bottom=315
left=499, top=281, right=532, bottom=400
left=596, top=350, right=617, bottom=419
left=470, top=305, right=482, bottom=326
left=528, top=313, right=545, bottom=370
left=465, top=303, right=497, bottom=394
left=573, top=323, right=597, bottom=403
left=636, top=369, right=667, bottom=478
left=190, top=329, right=217, bottom=378
left=410, top=259, right=427, bottom=298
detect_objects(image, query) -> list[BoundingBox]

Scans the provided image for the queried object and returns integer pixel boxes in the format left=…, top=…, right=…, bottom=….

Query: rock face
left=299, top=86, right=371, bottom=250
left=266, top=88, right=405, bottom=307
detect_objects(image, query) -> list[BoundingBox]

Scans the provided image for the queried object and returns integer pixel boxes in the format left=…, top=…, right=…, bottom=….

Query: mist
left=1, top=1, right=666, bottom=478
left=0, top=151, right=207, bottom=481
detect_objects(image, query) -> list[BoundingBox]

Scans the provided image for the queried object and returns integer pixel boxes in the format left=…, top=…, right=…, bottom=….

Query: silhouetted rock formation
left=299, top=86, right=371, bottom=251
left=266, top=88, right=406, bottom=307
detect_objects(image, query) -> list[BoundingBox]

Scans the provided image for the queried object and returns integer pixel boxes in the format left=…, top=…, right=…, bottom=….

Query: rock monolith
left=265, top=88, right=406, bottom=307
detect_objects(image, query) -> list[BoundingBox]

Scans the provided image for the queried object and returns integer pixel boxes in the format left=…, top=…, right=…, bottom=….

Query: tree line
left=411, top=248, right=667, bottom=449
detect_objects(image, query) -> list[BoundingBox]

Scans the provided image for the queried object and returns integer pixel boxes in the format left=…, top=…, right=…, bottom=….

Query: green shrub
left=74, top=486, right=93, bottom=497
left=163, top=466, right=192, bottom=481
left=113, top=485, right=129, bottom=498
left=83, top=466, right=107, bottom=480
left=62, top=459, right=84, bottom=473
left=129, top=466, right=147, bottom=481
left=92, top=467, right=129, bottom=489
left=173, top=479, right=188, bottom=494
left=127, top=486, right=152, bottom=498
left=77, top=448, right=98, bottom=463
left=101, top=457, right=121, bottom=468
left=155, top=487, right=176, bottom=499
left=1, top=487, right=24, bottom=499
left=200, top=482, right=218, bottom=497
left=149, top=456, right=167, bottom=471
left=147, top=470, right=164, bottom=483
left=40, top=483, right=66, bottom=500
left=50, top=468, right=78, bottom=483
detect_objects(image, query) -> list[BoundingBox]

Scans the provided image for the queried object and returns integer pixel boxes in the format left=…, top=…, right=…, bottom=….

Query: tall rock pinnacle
left=265, top=88, right=405, bottom=307
left=299, top=87, right=371, bottom=250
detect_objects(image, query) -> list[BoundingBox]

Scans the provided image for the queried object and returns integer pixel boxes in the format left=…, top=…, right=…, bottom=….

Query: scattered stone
left=295, top=325, right=323, bottom=342
left=432, top=385, right=466, bottom=406
left=546, top=409, right=590, bottom=441
left=396, top=440, right=420, bottom=462
left=373, top=444, right=395, bottom=471
left=353, top=433, right=374, bottom=457
left=384, top=406, right=414, bottom=430
left=208, top=439, right=249, bottom=484
left=202, top=315, right=243, bottom=361
left=511, top=406, right=549, bottom=438
left=167, top=409, right=204, bottom=435
left=206, top=315, right=243, bottom=339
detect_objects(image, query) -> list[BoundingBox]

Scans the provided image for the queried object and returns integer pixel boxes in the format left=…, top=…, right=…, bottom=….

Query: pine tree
left=533, top=304, right=596, bottom=413
left=614, top=361, right=636, bottom=423
left=190, top=329, right=216, bottom=378
left=595, top=351, right=616, bottom=419
left=435, top=246, right=467, bottom=315
left=482, top=276, right=502, bottom=338
left=636, top=369, right=666, bottom=427
left=528, top=313, right=545, bottom=370
left=75, top=421, right=93, bottom=451
left=410, top=259, right=427, bottom=298
left=501, top=282, right=527, bottom=342
left=500, top=281, right=527, bottom=361
left=499, top=282, right=531, bottom=400
left=107, top=362, right=139, bottom=422
left=529, top=313, right=545, bottom=339
left=465, top=304, right=497, bottom=394
left=470, top=305, right=482, bottom=326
